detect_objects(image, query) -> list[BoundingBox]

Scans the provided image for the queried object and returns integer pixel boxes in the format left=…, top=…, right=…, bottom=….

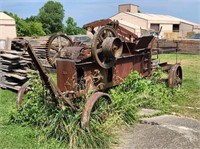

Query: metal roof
left=124, top=12, right=198, bottom=26
left=117, top=20, right=142, bottom=29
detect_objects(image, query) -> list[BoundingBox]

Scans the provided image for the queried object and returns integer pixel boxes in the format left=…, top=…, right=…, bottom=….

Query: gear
left=45, top=33, right=73, bottom=68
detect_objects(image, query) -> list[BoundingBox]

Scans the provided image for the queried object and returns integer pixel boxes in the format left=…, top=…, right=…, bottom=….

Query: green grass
left=0, top=89, right=38, bottom=148
left=0, top=90, right=66, bottom=148
left=159, top=54, right=200, bottom=119
left=0, top=54, right=199, bottom=148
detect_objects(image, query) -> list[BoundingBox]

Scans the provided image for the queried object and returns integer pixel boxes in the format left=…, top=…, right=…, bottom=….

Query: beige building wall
left=0, top=12, right=17, bottom=40
left=0, top=25, right=17, bottom=39
left=119, top=4, right=138, bottom=13
left=159, top=24, right=173, bottom=37
left=160, top=24, right=173, bottom=31
left=119, top=24, right=136, bottom=34
left=180, top=22, right=193, bottom=31
left=111, top=12, right=148, bottom=29
left=179, top=22, right=193, bottom=37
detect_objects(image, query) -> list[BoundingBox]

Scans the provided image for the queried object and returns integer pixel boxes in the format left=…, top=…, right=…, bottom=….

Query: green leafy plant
left=9, top=71, right=116, bottom=148
left=110, top=69, right=176, bottom=124
left=9, top=68, right=183, bottom=148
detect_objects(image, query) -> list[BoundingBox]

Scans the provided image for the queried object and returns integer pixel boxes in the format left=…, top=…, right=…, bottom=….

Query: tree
left=28, top=22, right=46, bottom=36
left=25, top=16, right=37, bottom=22
left=37, top=0, right=64, bottom=35
left=65, top=17, right=86, bottom=35
left=4, top=11, right=46, bottom=37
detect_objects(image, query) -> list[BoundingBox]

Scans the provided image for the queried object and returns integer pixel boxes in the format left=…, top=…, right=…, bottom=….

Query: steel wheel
left=16, top=81, right=29, bottom=109
left=46, top=33, right=73, bottom=67
left=168, top=64, right=182, bottom=89
left=91, top=26, right=118, bottom=69
left=81, top=92, right=112, bottom=131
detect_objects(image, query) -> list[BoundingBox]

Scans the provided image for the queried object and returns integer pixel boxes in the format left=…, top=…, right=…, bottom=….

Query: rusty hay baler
left=17, top=19, right=182, bottom=130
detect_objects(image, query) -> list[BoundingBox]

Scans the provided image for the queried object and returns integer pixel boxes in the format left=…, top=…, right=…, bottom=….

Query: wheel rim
left=16, top=81, right=29, bottom=109
left=46, top=33, right=73, bottom=67
left=81, top=92, right=112, bottom=131
left=168, top=65, right=182, bottom=89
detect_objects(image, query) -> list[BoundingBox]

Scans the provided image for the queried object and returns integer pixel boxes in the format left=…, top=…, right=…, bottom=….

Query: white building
left=0, top=12, right=17, bottom=39
left=0, top=12, right=17, bottom=49
left=110, top=4, right=199, bottom=39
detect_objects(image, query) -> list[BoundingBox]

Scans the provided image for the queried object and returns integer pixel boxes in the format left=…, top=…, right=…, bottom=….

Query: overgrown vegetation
left=1, top=54, right=199, bottom=148
left=8, top=66, right=182, bottom=148
left=9, top=72, right=117, bottom=148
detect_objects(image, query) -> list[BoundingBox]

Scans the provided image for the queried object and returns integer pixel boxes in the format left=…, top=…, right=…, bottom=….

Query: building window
left=150, top=24, right=160, bottom=31
left=173, top=24, right=179, bottom=32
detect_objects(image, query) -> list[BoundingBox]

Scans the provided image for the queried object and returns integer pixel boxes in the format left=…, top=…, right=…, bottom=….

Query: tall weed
left=9, top=68, right=183, bottom=148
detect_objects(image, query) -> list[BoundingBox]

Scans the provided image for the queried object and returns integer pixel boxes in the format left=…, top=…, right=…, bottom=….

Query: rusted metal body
left=56, top=40, right=153, bottom=94
left=17, top=19, right=182, bottom=130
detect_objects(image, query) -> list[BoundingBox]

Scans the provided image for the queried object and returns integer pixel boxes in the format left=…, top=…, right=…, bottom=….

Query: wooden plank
left=1, top=64, right=21, bottom=70
left=0, top=59, right=20, bottom=65
left=0, top=82, right=21, bottom=91
left=4, top=73, right=27, bottom=80
left=1, top=50, right=24, bottom=55
left=0, top=53, right=20, bottom=59
left=3, top=80, right=18, bottom=86
left=20, top=57, right=32, bottom=61
left=19, top=60, right=32, bottom=64
left=13, top=69, right=29, bottom=74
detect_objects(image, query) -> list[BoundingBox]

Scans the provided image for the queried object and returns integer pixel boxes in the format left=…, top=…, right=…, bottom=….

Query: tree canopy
left=37, top=0, right=65, bottom=35
left=4, top=12, right=45, bottom=37
left=5, top=1, right=86, bottom=37
left=65, top=17, right=86, bottom=35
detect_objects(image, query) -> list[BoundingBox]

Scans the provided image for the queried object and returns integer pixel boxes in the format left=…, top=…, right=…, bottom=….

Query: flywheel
left=91, top=25, right=122, bottom=69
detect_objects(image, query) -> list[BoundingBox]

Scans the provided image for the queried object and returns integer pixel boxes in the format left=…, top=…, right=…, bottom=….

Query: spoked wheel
left=168, top=64, right=183, bottom=89
left=91, top=25, right=122, bottom=69
left=81, top=92, right=112, bottom=131
left=46, top=33, right=73, bottom=67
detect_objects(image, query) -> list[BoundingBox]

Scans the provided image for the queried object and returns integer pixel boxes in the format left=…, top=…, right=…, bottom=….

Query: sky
left=0, top=0, right=200, bottom=27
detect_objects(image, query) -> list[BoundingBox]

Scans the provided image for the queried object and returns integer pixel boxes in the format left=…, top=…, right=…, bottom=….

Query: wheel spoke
left=96, top=48, right=103, bottom=54
left=50, top=45, right=59, bottom=52
left=52, top=52, right=59, bottom=61
left=176, top=77, right=182, bottom=84
left=98, top=34, right=104, bottom=42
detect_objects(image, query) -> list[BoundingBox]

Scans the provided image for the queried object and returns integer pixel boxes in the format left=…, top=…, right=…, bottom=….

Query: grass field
left=159, top=54, right=200, bottom=119
left=0, top=54, right=199, bottom=148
